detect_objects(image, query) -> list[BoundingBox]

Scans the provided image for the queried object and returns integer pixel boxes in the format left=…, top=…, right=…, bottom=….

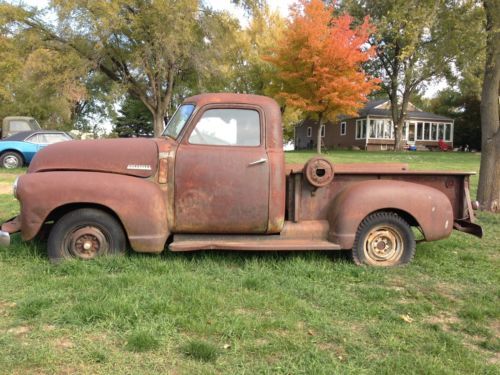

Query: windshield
left=163, top=104, right=195, bottom=139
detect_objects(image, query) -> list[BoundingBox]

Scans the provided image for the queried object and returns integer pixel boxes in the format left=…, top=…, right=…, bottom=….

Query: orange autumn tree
left=266, top=0, right=379, bottom=153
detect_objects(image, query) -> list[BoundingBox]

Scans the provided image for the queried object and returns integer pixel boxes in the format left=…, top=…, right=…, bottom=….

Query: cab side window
left=189, top=109, right=260, bottom=146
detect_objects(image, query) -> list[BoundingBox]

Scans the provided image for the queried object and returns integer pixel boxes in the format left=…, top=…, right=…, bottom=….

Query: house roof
left=294, top=99, right=454, bottom=127
left=358, top=100, right=453, bottom=122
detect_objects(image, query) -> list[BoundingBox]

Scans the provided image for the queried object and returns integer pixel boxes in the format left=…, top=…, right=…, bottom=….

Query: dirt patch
left=316, top=341, right=347, bottom=361
left=0, top=183, right=13, bottom=195
left=434, top=282, right=462, bottom=302
left=42, top=324, right=56, bottom=332
left=425, top=313, right=460, bottom=332
left=7, top=325, right=30, bottom=336
left=55, top=337, right=75, bottom=350
left=254, top=338, right=269, bottom=347
left=0, top=301, right=17, bottom=316
left=234, top=308, right=255, bottom=316
left=488, top=352, right=499, bottom=365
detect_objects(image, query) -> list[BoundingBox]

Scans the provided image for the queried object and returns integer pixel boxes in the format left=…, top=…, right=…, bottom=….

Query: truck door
left=174, top=106, right=269, bottom=233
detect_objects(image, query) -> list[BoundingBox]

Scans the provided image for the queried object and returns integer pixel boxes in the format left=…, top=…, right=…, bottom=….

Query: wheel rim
left=64, top=226, right=110, bottom=259
left=363, top=225, right=404, bottom=266
left=3, top=155, right=19, bottom=169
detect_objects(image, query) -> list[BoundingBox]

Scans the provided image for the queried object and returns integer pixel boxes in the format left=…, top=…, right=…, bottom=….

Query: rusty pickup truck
left=0, top=93, right=482, bottom=266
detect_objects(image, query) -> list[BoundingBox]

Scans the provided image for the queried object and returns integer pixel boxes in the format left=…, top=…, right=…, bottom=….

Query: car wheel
left=0, top=151, right=23, bottom=169
left=47, top=208, right=126, bottom=263
left=352, top=212, right=415, bottom=267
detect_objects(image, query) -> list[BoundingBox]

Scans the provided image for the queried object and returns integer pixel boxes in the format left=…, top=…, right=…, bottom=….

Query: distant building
left=294, top=99, right=454, bottom=151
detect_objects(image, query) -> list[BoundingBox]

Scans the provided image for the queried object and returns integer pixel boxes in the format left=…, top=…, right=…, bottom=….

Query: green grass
left=0, top=151, right=498, bottom=374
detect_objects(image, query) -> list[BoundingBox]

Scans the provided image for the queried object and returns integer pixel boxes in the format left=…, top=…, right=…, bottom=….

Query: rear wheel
left=1, top=151, right=23, bottom=169
left=352, top=212, right=415, bottom=267
left=47, top=208, right=126, bottom=263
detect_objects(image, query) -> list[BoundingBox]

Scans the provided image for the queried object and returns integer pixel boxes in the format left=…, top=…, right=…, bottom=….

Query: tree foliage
left=0, top=3, right=89, bottom=129
left=112, top=96, right=153, bottom=138
left=346, top=0, right=484, bottom=150
left=1, top=0, right=246, bottom=136
left=266, top=0, right=379, bottom=153
left=428, top=90, right=481, bottom=150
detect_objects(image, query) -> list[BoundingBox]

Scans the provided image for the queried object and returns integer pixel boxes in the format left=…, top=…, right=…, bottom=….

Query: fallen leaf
left=401, top=314, right=414, bottom=323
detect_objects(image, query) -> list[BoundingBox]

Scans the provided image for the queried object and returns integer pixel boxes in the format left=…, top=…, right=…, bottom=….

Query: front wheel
left=47, top=208, right=126, bottom=263
left=352, top=212, right=415, bottom=267
left=1, top=151, right=23, bottom=169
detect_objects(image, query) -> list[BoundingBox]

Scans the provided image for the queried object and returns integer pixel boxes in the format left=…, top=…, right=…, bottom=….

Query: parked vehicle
left=0, top=131, right=72, bottom=168
left=0, top=94, right=482, bottom=266
left=1, top=117, right=42, bottom=139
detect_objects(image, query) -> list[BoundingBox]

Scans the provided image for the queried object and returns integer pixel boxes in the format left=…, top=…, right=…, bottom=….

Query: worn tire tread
left=351, top=212, right=416, bottom=267
left=47, top=208, right=126, bottom=263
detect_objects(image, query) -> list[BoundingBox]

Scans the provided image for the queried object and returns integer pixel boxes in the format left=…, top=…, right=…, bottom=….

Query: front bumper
left=0, top=216, right=21, bottom=247
left=0, top=230, right=10, bottom=247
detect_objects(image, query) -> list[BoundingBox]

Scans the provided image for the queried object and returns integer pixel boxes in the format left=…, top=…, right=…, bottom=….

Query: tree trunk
left=392, top=92, right=411, bottom=151
left=153, top=112, right=165, bottom=137
left=477, top=0, right=500, bottom=213
left=394, top=118, right=405, bottom=151
left=316, top=114, right=324, bottom=154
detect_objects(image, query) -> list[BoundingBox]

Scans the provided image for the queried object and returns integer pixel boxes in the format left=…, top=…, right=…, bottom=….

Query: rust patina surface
left=0, top=93, right=482, bottom=265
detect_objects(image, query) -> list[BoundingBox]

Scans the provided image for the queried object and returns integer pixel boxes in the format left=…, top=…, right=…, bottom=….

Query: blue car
left=0, top=131, right=72, bottom=168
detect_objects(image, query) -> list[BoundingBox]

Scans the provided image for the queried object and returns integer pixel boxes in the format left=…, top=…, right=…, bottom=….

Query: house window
left=356, top=119, right=366, bottom=139
left=431, top=123, right=437, bottom=140
left=444, top=123, right=451, bottom=141
left=369, top=119, right=393, bottom=139
left=424, top=123, right=430, bottom=140
left=340, top=122, right=346, bottom=136
left=417, top=122, right=423, bottom=140
left=320, top=124, right=325, bottom=137
left=438, top=124, right=445, bottom=140
left=370, top=120, right=376, bottom=138
left=307, top=127, right=312, bottom=137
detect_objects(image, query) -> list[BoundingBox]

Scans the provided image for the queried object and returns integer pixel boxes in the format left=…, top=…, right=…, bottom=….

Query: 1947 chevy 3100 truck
left=0, top=93, right=482, bottom=266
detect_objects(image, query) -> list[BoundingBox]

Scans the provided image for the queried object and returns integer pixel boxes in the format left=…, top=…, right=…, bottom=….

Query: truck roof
left=184, top=93, right=279, bottom=108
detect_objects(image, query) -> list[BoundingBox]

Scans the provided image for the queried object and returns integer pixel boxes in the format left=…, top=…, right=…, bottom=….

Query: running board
left=169, top=234, right=341, bottom=252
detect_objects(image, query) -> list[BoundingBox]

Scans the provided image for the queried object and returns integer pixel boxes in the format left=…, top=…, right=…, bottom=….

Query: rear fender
left=17, top=171, right=168, bottom=253
left=328, top=180, right=454, bottom=249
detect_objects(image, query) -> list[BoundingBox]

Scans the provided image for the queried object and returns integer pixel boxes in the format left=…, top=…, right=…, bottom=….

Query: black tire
left=47, top=208, right=126, bottom=263
left=1, top=151, right=23, bottom=169
left=351, top=212, right=415, bottom=267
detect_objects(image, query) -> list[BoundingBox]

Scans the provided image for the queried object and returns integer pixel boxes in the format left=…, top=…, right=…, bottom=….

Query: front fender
left=17, top=171, right=168, bottom=253
left=328, top=180, right=454, bottom=249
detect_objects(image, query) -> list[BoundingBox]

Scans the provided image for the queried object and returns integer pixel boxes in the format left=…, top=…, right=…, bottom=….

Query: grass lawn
left=0, top=151, right=498, bottom=374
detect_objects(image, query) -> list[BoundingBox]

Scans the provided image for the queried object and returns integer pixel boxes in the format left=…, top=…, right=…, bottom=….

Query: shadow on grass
left=3, top=234, right=354, bottom=268
left=157, top=248, right=353, bottom=265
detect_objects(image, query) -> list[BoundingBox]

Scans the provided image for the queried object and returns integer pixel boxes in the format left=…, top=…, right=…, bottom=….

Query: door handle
left=248, top=158, right=267, bottom=166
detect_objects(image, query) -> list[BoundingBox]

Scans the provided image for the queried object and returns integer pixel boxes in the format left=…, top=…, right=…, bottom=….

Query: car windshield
left=162, top=104, right=195, bottom=139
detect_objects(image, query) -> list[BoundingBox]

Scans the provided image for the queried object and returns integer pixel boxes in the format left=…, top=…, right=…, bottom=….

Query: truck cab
left=0, top=93, right=482, bottom=266
left=1, top=117, right=42, bottom=139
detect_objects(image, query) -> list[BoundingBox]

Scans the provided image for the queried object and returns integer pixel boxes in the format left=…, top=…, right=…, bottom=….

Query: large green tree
left=113, top=96, right=153, bottom=138
left=0, top=4, right=89, bottom=128
left=3, top=0, right=244, bottom=136
left=346, top=0, right=482, bottom=150
left=429, top=90, right=482, bottom=151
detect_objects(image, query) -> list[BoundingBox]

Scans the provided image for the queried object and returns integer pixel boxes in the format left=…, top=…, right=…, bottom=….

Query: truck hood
left=28, top=138, right=159, bottom=178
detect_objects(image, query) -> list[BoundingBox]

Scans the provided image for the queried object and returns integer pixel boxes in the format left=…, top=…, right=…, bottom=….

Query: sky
left=17, top=0, right=295, bottom=18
